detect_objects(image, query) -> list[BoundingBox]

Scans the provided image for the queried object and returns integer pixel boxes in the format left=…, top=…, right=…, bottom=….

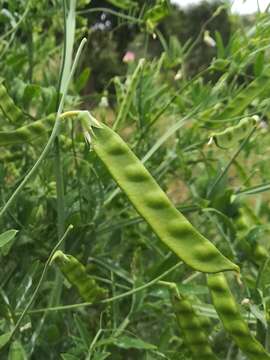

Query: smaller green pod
left=235, top=204, right=268, bottom=265
left=170, top=290, right=218, bottom=360
left=211, top=116, right=258, bottom=149
left=52, top=251, right=108, bottom=303
left=0, top=82, right=27, bottom=125
left=0, top=113, right=55, bottom=146
left=207, top=273, right=270, bottom=360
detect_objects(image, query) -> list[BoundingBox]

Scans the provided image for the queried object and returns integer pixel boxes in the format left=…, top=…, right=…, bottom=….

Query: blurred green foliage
left=1, top=0, right=270, bottom=359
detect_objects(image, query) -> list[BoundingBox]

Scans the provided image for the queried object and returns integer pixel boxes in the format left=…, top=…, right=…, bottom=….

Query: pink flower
left=123, top=51, right=135, bottom=63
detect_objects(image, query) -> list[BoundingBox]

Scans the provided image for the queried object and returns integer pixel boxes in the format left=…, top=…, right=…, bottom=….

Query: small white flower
left=207, top=137, right=214, bottom=146
left=174, top=70, right=182, bottom=81
left=99, top=96, right=109, bottom=108
left=241, top=298, right=250, bottom=306
left=20, top=322, right=32, bottom=332
left=252, top=115, right=260, bottom=124
left=204, top=30, right=216, bottom=47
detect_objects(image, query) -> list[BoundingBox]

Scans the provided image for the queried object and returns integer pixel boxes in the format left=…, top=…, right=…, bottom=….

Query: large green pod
left=92, top=122, right=239, bottom=273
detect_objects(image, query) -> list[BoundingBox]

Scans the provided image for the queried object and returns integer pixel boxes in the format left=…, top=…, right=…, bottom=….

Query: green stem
left=61, top=0, right=77, bottom=89
left=17, top=262, right=183, bottom=314
left=77, top=7, right=143, bottom=23
left=0, top=39, right=87, bottom=220
left=54, top=140, right=66, bottom=241
left=86, top=328, right=103, bottom=360
left=10, top=225, right=73, bottom=341
left=0, top=0, right=32, bottom=41
left=50, top=0, right=77, bottom=306
left=54, top=0, right=67, bottom=241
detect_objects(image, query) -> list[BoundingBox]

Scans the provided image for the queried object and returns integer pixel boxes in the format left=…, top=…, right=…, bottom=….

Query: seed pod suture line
left=169, top=286, right=218, bottom=360
left=90, top=120, right=239, bottom=273
left=52, top=250, right=108, bottom=303
left=207, top=273, right=270, bottom=360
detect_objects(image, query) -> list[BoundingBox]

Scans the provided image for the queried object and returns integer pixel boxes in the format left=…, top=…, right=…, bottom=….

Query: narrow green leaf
left=105, top=0, right=137, bottom=10
left=215, top=31, right=225, bottom=58
left=22, top=84, right=41, bottom=108
left=92, top=353, right=111, bottom=360
left=8, top=340, right=27, bottom=360
left=144, top=0, right=170, bottom=31
left=0, top=332, right=11, bottom=350
left=177, top=283, right=209, bottom=296
left=61, top=354, right=78, bottom=360
left=249, top=304, right=267, bottom=328
left=0, top=230, right=18, bottom=248
left=75, top=67, right=91, bottom=92
left=113, top=335, right=157, bottom=350
left=235, top=182, right=270, bottom=197
left=254, top=51, right=265, bottom=77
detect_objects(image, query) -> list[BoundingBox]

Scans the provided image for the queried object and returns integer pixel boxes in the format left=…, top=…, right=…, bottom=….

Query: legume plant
left=1, top=0, right=270, bottom=359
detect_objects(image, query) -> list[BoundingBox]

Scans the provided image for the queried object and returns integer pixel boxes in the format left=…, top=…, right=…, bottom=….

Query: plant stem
left=50, top=0, right=77, bottom=306
left=10, top=225, right=73, bottom=341
left=17, top=261, right=183, bottom=314
left=0, top=38, right=87, bottom=220
left=54, top=140, right=66, bottom=241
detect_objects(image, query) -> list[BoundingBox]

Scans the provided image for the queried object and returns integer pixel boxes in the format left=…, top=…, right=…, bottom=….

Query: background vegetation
left=1, top=0, right=270, bottom=359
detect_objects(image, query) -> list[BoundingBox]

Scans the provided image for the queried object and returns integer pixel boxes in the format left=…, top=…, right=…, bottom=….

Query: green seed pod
left=113, top=59, right=145, bottom=130
left=90, top=120, right=239, bottom=273
left=0, top=113, right=55, bottom=146
left=235, top=204, right=268, bottom=264
left=0, top=82, right=27, bottom=124
left=171, top=291, right=218, bottom=360
left=207, top=273, right=270, bottom=360
left=211, top=116, right=258, bottom=149
left=52, top=251, right=108, bottom=303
